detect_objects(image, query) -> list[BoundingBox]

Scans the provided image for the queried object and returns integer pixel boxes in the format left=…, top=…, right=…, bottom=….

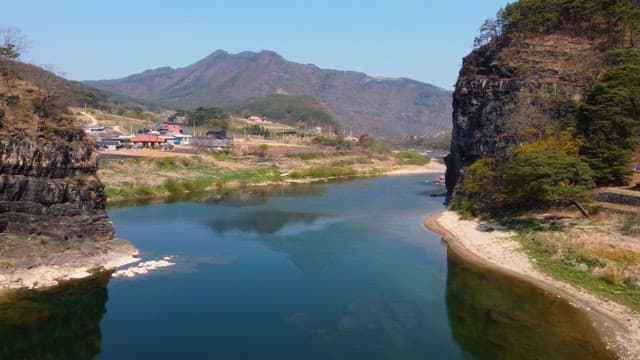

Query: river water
left=0, top=176, right=616, bottom=359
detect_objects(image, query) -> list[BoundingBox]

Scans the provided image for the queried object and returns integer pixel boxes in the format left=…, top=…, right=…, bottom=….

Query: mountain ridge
left=84, top=50, right=452, bottom=138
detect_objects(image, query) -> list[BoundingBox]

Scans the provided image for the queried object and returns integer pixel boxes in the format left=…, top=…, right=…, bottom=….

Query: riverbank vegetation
left=101, top=156, right=280, bottom=200
left=502, top=213, right=640, bottom=311
left=99, top=144, right=432, bottom=202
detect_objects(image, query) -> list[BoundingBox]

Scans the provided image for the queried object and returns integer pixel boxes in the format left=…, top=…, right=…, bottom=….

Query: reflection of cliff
left=202, top=184, right=326, bottom=207
left=445, top=250, right=615, bottom=360
left=109, top=183, right=327, bottom=209
left=0, top=274, right=110, bottom=359
left=210, top=210, right=321, bottom=235
left=209, top=209, right=346, bottom=272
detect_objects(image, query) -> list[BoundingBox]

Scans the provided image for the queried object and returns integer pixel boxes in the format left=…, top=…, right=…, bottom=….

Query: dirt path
left=79, top=111, right=98, bottom=126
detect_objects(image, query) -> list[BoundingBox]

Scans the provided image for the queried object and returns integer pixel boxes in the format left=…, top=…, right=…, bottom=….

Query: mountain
left=84, top=50, right=452, bottom=138
left=15, top=62, right=155, bottom=110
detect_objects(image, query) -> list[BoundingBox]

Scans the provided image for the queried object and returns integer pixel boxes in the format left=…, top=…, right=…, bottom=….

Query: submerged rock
left=112, top=257, right=176, bottom=278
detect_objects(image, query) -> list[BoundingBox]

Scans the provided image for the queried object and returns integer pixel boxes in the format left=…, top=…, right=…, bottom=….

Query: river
left=0, top=176, right=616, bottom=359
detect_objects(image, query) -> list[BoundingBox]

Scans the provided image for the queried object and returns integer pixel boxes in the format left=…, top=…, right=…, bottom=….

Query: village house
left=206, top=129, right=228, bottom=139
left=130, top=135, right=168, bottom=149
left=96, top=140, right=120, bottom=151
left=174, top=133, right=193, bottom=145
left=194, top=129, right=232, bottom=151
left=247, top=115, right=262, bottom=122
left=162, top=120, right=183, bottom=134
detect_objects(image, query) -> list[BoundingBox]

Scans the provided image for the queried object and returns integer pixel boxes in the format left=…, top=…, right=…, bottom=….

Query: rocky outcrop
left=0, top=80, right=137, bottom=291
left=0, top=130, right=112, bottom=239
left=445, top=35, right=604, bottom=201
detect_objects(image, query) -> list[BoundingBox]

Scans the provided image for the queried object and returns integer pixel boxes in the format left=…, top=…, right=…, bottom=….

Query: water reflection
left=285, top=300, right=432, bottom=359
left=0, top=274, right=110, bottom=360
left=209, top=210, right=346, bottom=272
left=108, top=183, right=327, bottom=209
left=209, top=210, right=340, bottom=235
left=201, top=184, right=326, bottom=207
left=445, top=249, right=616, bottom=360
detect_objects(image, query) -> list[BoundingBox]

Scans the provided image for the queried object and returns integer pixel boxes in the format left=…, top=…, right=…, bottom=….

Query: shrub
left=502, top=149, right=593, bottom=210
left=155, top=157, right=178, bottom=170
left=162, top=178, right=183, bottom=194
left=289, top=166, right=357, bottom=179
left=258, top=144, right=269, bottom=157
left=132, top=184, right=154, bottom=197
left=463, top=158, right=497, bottom=199
left=395, top=151, right=431, bottom=166
left=181, top=178, right=210, bottom=192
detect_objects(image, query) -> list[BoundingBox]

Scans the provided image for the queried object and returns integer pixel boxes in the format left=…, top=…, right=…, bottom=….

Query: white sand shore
left=426, top=210, right=640, bottom=360
left=0, top=238, right=139, bottom=293
left=386, top=161, right=446, bottom=176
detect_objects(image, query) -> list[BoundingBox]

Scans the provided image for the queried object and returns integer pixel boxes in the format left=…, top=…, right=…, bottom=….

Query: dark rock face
left=0, top=79, right=137, bottom=290
left=445, top=41, right=521, bottom=200
left=0, top=129, right=114, bottom=242
left=445, top=35, right=602, bottom=201
left=0, top=129, right=96, bottom=178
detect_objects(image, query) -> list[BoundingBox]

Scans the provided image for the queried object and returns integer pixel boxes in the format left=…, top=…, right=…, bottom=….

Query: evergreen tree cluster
left=576, top=48, right=640, bottom=185
left=179, top=107, right=229, bottom=129
left=476, top=0, right=640, bottom=47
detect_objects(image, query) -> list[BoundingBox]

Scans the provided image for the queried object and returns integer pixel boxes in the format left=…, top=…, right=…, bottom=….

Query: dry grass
left=523, top=210, right=640, bottom=286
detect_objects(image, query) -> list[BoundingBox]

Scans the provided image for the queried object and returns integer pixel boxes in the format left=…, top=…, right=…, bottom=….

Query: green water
left=0, top=176, right=616, bottom=359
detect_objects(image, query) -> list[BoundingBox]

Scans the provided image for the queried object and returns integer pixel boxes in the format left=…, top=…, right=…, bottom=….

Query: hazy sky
left=4, top=0, right=509, bottom=89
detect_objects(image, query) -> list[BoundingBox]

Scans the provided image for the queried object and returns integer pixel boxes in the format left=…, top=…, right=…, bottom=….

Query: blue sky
left=4, top=1, right=509, bottom=89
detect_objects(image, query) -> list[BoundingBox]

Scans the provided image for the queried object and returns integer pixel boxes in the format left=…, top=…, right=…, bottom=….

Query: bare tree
left=31, top=64, right=67, bottom=117
left=0, top=27, right=28, bottom=86
left=473, top=10, right=505, bottom=48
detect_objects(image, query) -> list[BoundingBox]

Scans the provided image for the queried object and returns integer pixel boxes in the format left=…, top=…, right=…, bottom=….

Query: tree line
left=475, top=0, right=640, bottom=47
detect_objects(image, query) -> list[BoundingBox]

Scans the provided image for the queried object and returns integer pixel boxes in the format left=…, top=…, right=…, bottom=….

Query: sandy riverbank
left=0, top=236, right=139, bottom=295
left=385, top=161, right=446, bottom=176
left=426, top=210, right=640, bottom=360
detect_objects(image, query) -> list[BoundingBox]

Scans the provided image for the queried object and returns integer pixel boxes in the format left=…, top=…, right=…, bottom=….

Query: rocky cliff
left=0, top=79, right=137, bottom=291
left=445, top=34, right=605, bottom=200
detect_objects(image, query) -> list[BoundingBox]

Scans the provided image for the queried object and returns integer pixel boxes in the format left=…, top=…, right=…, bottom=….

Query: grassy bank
left=393, top=150, right=431, bottom=166
left=503, top=214, right=640, bottom=312
left=100, top=156, right=281, bottom=201
left=99, top=148, right=436, bottom=202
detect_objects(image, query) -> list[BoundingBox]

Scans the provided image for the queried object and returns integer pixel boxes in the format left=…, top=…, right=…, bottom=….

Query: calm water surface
left=0, top=176, right=615, bottom=359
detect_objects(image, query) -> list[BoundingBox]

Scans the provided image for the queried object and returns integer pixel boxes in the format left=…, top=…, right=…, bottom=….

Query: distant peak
left=210, top=49, right=228, bottom=56
left=258, top=50, right=281, bottom=57
left=237, top=51, right=259, bottom=58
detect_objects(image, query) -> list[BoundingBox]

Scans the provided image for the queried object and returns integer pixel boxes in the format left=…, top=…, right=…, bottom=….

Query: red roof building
left=131, top=135, right=167, bottom=148
left=163, top=122, right=182, bottom=133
